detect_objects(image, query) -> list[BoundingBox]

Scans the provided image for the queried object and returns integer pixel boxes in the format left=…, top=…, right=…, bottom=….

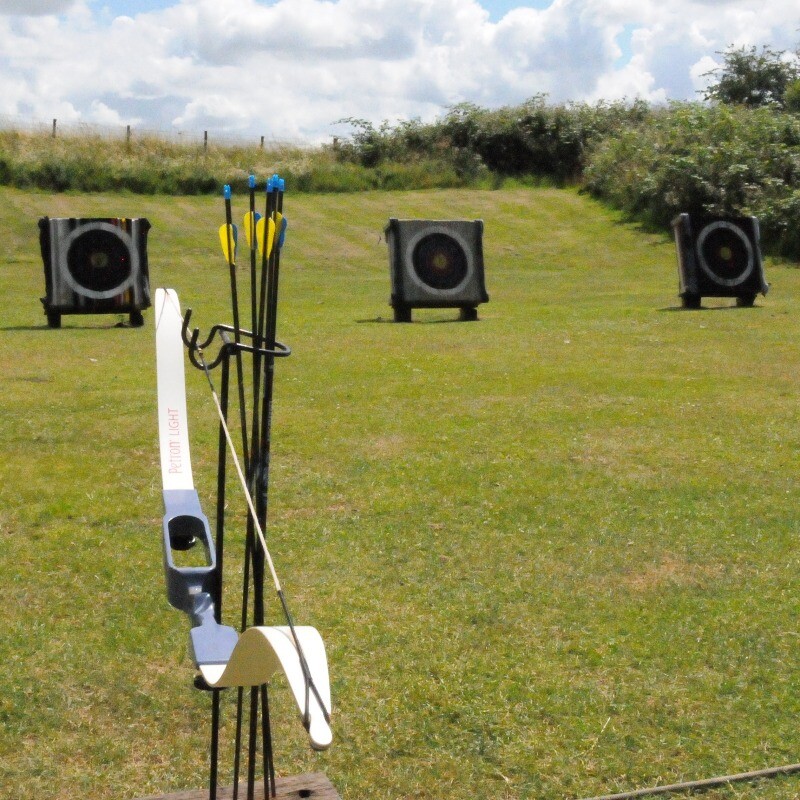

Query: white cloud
left=590, top=54, right=666, bottom=104
left=690, top=54, right=720, bottom=96
left=87, top=99, right=140, bottom=126
left=0, top=0, right=797, bottom=142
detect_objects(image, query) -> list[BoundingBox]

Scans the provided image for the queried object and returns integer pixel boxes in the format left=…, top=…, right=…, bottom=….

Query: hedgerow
left=582, top=102, right=800, bottom=258
left=335, top=97, right=651, bottom=183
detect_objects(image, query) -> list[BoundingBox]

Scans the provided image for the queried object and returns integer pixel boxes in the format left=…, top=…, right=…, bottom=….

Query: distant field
left=0, top=184, right=799, bottom=800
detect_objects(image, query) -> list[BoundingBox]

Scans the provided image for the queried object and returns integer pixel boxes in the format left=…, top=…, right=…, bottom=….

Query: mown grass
left=0, top=185, right=799, bottom=800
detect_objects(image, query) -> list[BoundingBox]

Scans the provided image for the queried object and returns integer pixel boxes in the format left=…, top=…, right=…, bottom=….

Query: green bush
left=584, top=102, right=800, bottom=258
left=336, top=97, right=652, bottom=184
left=442, top=97, right=587, bottom=179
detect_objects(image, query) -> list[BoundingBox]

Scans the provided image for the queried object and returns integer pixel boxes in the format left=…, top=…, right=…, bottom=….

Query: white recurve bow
left=155, top=287, right=332, bottom=751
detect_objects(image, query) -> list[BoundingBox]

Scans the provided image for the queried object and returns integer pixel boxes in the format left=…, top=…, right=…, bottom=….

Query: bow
left=155, top=286, right=332, bottom=752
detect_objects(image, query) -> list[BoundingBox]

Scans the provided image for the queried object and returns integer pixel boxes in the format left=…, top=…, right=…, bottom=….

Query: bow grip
left=161, top=488, right=218, bottom=615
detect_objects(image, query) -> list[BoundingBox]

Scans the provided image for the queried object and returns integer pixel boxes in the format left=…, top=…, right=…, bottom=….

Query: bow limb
left=199, top=626, right=333, bottom=751
left=156, top=288, right=195, bottom=494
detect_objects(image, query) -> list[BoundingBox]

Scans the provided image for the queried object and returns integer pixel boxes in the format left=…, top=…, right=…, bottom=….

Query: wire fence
left=0, top=112, right=313, bottom=150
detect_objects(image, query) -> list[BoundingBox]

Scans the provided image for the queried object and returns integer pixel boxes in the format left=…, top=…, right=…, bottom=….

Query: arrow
left=219, top=184, right=238, bottom=264
left=245, top=174, right=261, bottom=478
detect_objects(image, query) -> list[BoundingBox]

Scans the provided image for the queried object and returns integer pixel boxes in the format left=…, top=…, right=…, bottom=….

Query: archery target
left=385, top=218, right=489, bottom=319
left=670, top=213, right=767, bottom=306
left=39, top=216, right=151, bottom=326
left=61, top=221, right=137, bottom=299
left=696, top=220, right=754, bottom=287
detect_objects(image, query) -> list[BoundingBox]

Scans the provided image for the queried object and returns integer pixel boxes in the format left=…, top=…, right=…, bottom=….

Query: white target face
left=696, top=220, right=754, bottom=287
left=59, top=221, right=138, bottom=299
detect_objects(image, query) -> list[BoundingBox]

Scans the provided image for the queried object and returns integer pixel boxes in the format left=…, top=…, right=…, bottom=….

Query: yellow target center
left=431, top=253, right=449, bottom=272
left=90, top=251, right=110, bottom=269
left=719, top=246, right=733, bottom=262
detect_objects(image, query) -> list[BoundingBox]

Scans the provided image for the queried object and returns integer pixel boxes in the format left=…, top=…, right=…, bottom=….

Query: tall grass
left=0, top=128, right=471, bottom=196
left=0, top=128, right=329, bottom=193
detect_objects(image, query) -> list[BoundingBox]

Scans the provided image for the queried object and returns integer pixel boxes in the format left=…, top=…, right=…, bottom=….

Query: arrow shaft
left=222, top=188, right=250, bottom=474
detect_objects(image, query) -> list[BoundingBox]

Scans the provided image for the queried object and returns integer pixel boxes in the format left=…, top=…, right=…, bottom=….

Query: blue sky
left=484, top=0, right=551, bottom=19
left=96, top=1, right=167, bottom=12
left=0, top=0, right=797, bottom=142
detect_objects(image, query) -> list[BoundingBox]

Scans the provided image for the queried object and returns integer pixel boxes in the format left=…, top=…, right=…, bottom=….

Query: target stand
left=671, top=213, right=768, bottom=309
left=385, top=218, right=489, bottom=322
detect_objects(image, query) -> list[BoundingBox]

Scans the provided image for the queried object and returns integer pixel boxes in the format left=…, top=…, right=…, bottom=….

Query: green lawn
left=0, top=185, right=799, bottom=800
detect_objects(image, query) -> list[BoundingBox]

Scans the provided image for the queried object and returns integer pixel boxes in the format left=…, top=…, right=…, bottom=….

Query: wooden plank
left=133, top=772, right=340, bottom=800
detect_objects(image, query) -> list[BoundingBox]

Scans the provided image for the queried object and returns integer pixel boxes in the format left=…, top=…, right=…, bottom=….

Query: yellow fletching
left=256, top=216, right=276, bottom=259
left=218, top=223, right=237, bottom=264
left=243, top=212, right=259, bottom=248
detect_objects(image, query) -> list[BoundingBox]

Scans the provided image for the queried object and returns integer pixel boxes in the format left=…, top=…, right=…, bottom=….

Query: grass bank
left=0, top=129, right=473, bottom=195
left=0, top=185, right=799, bottom=800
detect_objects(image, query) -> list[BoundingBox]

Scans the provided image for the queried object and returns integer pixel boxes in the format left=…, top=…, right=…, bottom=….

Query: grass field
left=0, top=184, right=799, bottom=800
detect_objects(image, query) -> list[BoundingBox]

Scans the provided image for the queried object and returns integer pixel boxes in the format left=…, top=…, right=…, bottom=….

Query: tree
left=703, top=44, right=800, bottom=109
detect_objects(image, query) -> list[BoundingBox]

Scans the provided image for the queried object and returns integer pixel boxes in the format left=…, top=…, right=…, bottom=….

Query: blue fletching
left=223, top=184, right=232, bottom=199
left=249, top=174, right=256, bottom=189
left=278, top=216, right=288, bottom=248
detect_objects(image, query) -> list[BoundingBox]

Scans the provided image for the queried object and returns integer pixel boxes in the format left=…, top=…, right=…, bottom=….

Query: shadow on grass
left=0, top=321, right=144, bottom=331
left=658, top=304, right=764, bottom=312
left=356, top=316, right=482, bottom=325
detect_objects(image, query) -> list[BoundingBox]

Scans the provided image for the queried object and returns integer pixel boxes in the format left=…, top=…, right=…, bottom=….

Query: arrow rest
left=180, top=306, right=291, bottom=371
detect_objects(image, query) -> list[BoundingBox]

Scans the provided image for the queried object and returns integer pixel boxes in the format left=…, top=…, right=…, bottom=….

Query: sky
left=0, top=0, right=797, bottom=144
